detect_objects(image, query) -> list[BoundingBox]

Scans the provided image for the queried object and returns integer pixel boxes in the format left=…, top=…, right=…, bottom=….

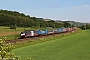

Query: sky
left=0, top=0, right=90, bottom=23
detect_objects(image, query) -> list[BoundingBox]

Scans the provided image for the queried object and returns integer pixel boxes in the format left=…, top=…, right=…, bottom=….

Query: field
left=12, top=30, right=90, bottom=60
left=0, top=26, right=50, bottom=40
left=0, top=26, right=29, bottom=40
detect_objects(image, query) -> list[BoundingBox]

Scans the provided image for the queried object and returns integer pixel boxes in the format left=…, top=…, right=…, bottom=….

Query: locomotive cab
left=20, top=30, right=38, bottom=38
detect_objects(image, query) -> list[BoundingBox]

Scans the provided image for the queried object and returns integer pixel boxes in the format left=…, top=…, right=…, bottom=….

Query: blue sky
left=0, top=0, right=90, bottom=23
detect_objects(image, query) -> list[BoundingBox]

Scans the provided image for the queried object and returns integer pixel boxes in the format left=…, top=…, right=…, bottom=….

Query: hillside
left=0, top=9, right=89, bottom=28
left=62, top=21, right=87, bottom=26
left=0, top=9, right=67, bottom=28
left=0, top=10, right=74, bottom=28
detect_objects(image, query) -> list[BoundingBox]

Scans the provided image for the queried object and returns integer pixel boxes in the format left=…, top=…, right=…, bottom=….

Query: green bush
left=10, top=25, right=16, bottom=29
left=0, top=38, right=32, bottom=60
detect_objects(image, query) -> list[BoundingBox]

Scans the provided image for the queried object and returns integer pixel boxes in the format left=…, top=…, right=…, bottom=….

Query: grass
left=13, top=32, right=76, bottom=49
left=12, top=30, right=90, bottom=60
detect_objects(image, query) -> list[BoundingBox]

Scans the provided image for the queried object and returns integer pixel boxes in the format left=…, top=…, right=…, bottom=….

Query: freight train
left=20, top=27, right=77, bottom=38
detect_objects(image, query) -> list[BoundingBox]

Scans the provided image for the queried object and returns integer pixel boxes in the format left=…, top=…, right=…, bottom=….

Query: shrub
left=0, top=38, right=32, bottom=60
left=10, top=25, right=16, bottom=29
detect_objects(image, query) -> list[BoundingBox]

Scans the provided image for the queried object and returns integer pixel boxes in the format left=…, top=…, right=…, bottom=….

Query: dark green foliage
left=0, top=9, right=72, bottom=28
left=10, top=25, right=16, bottom=29
left=64, top=22, right=71, bottom=28
left=79, top=24, right=90, bottom=30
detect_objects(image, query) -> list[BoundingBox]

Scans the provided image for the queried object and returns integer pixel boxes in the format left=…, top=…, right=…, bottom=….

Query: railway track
left=5, top=31, right=73, bottom=44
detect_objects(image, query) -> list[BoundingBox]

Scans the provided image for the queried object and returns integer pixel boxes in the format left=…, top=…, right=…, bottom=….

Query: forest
left=0, top=9, right=72, bottom=28
left=1, top=9, right=90, bottom=30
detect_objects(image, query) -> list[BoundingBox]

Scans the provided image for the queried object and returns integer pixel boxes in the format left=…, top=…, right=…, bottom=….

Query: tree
left=0, top=9, right=73, bottom=28
left=63, top=22, right=71, bottom=28
left=89, top=24, right=90, bottom=30
left=79, top=24, right=90, bottom=30
left=86, top=24, right=90, bottom=30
